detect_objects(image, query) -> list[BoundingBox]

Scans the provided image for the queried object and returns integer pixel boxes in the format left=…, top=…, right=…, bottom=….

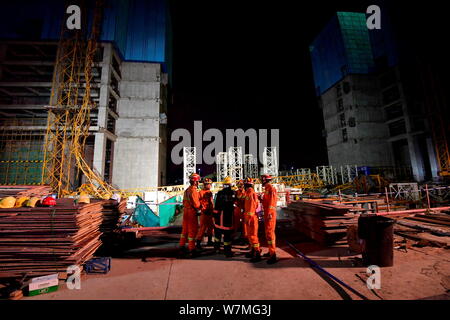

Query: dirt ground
left=24, top=235, right=450, bottom=300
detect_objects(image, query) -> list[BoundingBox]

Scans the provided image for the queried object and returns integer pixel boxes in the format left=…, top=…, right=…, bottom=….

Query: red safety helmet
left=42, top=196, right=56, bottom=207
left=189, top=173, right=201, bottom=182
left=243, top=177, right=254, bottom=185
left=261, top=174, right=272, bottom=183
left=237, top=179, right=244, bottom=187
left=203, top=178, right=213, bottom=184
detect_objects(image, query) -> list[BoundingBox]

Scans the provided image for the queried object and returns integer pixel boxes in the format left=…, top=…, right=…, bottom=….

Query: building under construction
left=0, top=0, right=170, bottom=192
left=310, top=11, right=449, bottom=182
left=0, top=0, right=449, bottom=304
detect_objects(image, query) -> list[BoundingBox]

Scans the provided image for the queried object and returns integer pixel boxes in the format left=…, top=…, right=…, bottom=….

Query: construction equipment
left=42, top=0, right=113, bottom=198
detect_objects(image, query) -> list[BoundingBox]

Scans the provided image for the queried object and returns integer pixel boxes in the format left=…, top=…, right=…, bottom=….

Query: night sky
left=166, top=0, right=448, bottom=184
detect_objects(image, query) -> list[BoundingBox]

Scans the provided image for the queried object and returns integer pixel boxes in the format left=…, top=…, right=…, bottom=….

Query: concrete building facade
left=0, top=40, right=168, bottom=189
left=310, top=11, right=438, bottom=182
left=0, top=0, right=171, bottom=189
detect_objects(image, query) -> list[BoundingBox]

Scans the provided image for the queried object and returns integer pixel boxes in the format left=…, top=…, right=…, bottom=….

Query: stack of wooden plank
left=0, top=185, right=52, bottom=198
left=98, top=199, right=127, bottom=235
left=394, top=213, right=450, bottom=248
left=0, top=199, right=104, bottom=278
left=285, top=200, right=357, bottom=245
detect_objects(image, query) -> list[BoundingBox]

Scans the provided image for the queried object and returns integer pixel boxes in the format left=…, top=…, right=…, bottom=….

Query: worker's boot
left=245, top=248, right=254, bottom=259
left=214, top=242, right=221, bottom=254
left=224, top=246, right=234, bottom=258
left=266, top=254, right=278, bottom=265
left=196, top=240, right=202, bottom=250
left=262, top=252, right=271, bottom=258
left=188, top=249, right=200, bottom=259
left=207, top=236, right=214, bottom=246
left=250, top=250, right=262, bottom=263
left=177, top=246, right=187, bottom=259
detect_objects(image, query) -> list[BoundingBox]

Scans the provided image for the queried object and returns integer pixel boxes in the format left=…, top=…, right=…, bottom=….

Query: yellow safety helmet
left=223, top=176, right=232, bottom=185
left=0, top=197, right=17, bottom=208
left=78, top=193, right=91, bottom=204
left=15, top=197, right=30, bottom=208
left=25, top=197, right=41, bottom=208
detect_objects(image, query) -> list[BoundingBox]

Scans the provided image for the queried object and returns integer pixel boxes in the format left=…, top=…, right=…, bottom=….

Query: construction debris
left=285, top=200, right=357, bottom=245
left=0, top=198, right=124, bottom=279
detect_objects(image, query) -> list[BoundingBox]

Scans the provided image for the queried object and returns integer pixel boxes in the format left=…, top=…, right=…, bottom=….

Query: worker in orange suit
left=179, top=173, right=202, bottom=258
left=261, top=174, right=278, bottom=264
left=235, top=179, right=247, bottom=244
left=243, top=177, right=262, bottom=262
left=196, top=178, right=215, bottom=249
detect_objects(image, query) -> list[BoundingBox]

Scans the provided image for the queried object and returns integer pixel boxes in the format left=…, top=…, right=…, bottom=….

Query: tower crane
left=42, top=0, right=113, bottom=198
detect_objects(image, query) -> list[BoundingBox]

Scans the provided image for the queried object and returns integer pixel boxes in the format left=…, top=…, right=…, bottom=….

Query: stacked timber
left=286, top=200, right=357, bottom=245
left=99, top=199, right=127, bottom=235
left=0, top=199, right=104, bottom=278
left=0, top=185, right=52, bottom=198
left=394, top=213, right=450, bottom=248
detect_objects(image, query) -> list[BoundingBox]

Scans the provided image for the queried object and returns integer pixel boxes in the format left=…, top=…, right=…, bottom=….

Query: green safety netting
left=132, top=196, right=160, bottom=227
left=159, top=195, right=183, bottom=227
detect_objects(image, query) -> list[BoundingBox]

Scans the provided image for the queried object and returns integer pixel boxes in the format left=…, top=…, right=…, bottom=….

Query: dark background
left=166, top=0, right=449, bottom=184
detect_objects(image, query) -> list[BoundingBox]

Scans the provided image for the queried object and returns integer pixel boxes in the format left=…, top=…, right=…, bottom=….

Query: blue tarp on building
left=0, top=0, right=171, bottom=74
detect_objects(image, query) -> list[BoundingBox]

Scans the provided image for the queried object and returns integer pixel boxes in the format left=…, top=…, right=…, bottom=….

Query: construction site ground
left=24, top=232, right=450, bottom=300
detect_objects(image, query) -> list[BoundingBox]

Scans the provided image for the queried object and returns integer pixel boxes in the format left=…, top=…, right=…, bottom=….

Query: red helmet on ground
left=189, top=173, right=201, bottom=182
left=244, top=177, right=254, bottom=185
left=203, top=178, right=213, bottom=184
left=42, top=196, right=56, bottom=207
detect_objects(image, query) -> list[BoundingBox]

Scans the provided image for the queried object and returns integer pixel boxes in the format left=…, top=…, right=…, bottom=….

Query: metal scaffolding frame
left=228, top=147, right=243, bottom=182
left=244, top=154, right=258, bottom=179
left=339, top=165, right=358, bottom=184
left=263, top=147, right=278, bottom=177
left=183, top=147, right=196, bottom=186
left=296, top=168, right=312, bottom=180
left=389, top=183, right=420, bottom=201
left=216, top=152, right=228, bottom=182
left=316, top=165, right=337, bottom=185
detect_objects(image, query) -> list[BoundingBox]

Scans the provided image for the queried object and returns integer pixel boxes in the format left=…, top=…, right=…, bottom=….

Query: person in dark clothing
left=213, top=176, right=236, bottom=258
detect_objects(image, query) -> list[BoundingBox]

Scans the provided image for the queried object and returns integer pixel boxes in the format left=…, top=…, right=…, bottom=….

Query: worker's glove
left=196, top=209, right=202, bottom=216
left=267, top=214, right=273, bottom=221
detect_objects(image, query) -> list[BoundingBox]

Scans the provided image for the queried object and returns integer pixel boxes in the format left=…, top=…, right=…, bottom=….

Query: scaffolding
left=316, top=165, right=337, bottom=185
left=339, top=165, right=358, bottom=184
left=228, top=147, right=243, bottom=182
left=183, top=147, right=196, bottom=186
left=244, top=154, right=258, bottom=179
left=0, top=118, right=46, bottom=185
left=216, top=152, right=228, bottom=182
left=263, top=147, right=278, bottom=177
left=41, top=0, right=112, bottom=198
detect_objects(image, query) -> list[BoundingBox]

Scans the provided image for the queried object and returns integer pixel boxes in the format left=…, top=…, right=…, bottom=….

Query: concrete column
left=93, top=132, right=106, bottom=176
left=407, top=136, right=425, bottom=182
left=92, top=44, right=112, bottom=177
left=426, top=137, right=439, bottom=180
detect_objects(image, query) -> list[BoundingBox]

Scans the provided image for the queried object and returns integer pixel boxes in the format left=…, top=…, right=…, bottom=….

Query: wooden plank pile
left=0, top=185, right=52, bottom=198
left=394, top=213, right=450, bottom=248
left=285, top=200, right=357, bottom=245
left=0, top=199, right=104, bottom=278
left=99, top=199, right=127, bottom=235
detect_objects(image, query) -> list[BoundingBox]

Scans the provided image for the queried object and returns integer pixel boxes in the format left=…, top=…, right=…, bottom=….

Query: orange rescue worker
left=235, top=179, right=247, bottom=244
left=243, top=178, right=262, bottom=262
left=179, top=173, right=202, bottom=258
left=196, top=178, right=215, bottom=248
left=261, top=174, right=278, bottom=264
